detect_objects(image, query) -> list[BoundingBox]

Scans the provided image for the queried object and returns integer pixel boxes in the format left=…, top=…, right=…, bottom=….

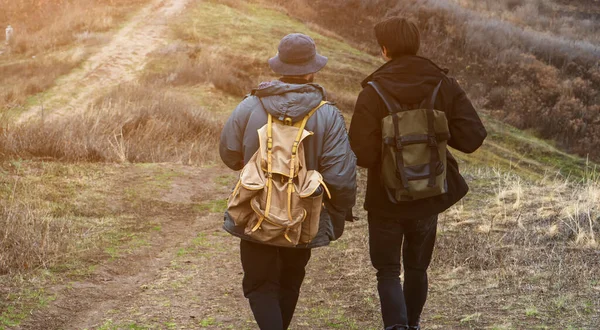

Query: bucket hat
left=268, top=33, right=328, bottom=76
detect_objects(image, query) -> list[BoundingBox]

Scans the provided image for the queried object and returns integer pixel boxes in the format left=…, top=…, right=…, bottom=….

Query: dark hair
left=374, top=17, right=421, bottom=58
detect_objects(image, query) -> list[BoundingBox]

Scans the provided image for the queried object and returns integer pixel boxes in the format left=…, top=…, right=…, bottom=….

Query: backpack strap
left=367, top=81, right=399, bottom=115
left=290, top=100, right=329, bottom=173
left=251, top=112, right=275, bottom=233
left=265, top=113, right=275, bottom=218
left=368, top=82, right=409, bottom=191
left=303, top=100, right=329, bottom=123
left=426, top=81, right=443, bottom=187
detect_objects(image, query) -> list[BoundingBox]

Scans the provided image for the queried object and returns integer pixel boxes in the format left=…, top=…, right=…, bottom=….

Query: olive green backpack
left=368, top=81, right=450, bottom=203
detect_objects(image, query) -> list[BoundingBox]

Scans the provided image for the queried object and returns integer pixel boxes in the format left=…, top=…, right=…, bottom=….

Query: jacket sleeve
left=319, top=105, right=357, bottom=237
left=349, top=87, right=382, bottom=168
left=219, top=97, right=253, bottom=170
left=446, top=79, right=487, bottom=154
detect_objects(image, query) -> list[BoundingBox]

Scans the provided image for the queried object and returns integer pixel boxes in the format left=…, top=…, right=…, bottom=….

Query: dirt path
left=16, top=164, right=256, bottom=330
left=11, top=163, right=371, bottom=330
left=18, top=0, right=190, bottom=124
left=15, top=163, right=376, bottom=330
left=11, top=162, right=600, bottom=329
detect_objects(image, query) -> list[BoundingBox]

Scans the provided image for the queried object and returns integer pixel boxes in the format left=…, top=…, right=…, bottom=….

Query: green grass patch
left=199, top=317, right=216, bottom=326
left=194, top=199, right=227, bottom=213
left=456, top=113, right=595, bottom=181
left=525, top=306, right=539, bottom=317
left=193, top=233, right=209, bottom=247
left=460, top=312, right=482, bottom=324
left=0, top=288, right=56, bottom=329
left=214, top=174, right=237, bottom=187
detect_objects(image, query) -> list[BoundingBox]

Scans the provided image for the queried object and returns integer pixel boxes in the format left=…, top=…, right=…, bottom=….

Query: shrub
left=0, top=83, right=222, bottom=164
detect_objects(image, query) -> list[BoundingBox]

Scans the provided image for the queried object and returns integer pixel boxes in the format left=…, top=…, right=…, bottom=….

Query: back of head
left=374, top=17, right=420, bottom=58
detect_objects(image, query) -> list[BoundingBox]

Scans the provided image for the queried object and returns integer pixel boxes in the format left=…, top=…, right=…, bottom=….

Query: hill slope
left=1, top=0, right=599, bottom=329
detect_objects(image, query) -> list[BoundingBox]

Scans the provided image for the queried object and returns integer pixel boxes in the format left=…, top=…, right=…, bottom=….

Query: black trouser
left=368, top=213, right=438, bottom=330
left=240, top=239, right=312, bottom=330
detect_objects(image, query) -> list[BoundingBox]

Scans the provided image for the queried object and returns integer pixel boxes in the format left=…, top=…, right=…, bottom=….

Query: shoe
left=385, top=325, right=409, bottom=330
left=408, top=326, right=420, bottom=330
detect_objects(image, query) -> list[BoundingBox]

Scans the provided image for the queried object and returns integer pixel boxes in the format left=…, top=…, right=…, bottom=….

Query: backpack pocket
left=245, top=196, right=307, bottom=246
left=297, top=170, right=326, bottom=244
left=227, top=155, right=265, bottom=227
left=298, top=192, right=323, bottom=244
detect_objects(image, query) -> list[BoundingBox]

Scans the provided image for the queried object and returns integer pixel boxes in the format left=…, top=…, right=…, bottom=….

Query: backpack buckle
left=428, top=135, right=437, bottom=147
left=292, top=141, right=299, bottom=155
left=267, top=137, right=273, bottom=150
left=284, top=117, right=293, bottom=126
left=395, top=138, right=403, bottom=150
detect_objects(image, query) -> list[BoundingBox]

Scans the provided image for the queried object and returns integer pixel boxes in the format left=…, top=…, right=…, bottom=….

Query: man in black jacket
left=349, top=18, right=487, bottom=330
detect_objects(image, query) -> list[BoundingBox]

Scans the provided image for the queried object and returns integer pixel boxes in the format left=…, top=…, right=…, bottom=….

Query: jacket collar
left=361, top=55, right=449, bottom=88
left=279, top=76, right=311, bottom=84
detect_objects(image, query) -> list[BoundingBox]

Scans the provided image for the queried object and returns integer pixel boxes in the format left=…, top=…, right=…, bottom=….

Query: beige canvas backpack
left=227, top=101, right=331, bottom=247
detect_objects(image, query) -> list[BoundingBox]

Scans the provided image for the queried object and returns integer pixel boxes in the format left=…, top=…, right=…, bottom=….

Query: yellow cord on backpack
left=230, top=180, right=241, bottom=200
left=318, top=179, right=332, bottom=199
left=286, top=106, right=316, bottom=222
left=252, top=216, right=264, bottom=232
left=265, top=114, right=274, bottom=220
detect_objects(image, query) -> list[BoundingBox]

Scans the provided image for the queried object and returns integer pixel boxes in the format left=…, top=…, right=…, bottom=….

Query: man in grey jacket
left=219, top=33, right=357, bottom=329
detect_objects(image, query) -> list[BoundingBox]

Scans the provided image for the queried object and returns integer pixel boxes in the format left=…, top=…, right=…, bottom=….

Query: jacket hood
left=362, top=55, right=449, bottom=104
left=252, top=80, right=326, bottom=122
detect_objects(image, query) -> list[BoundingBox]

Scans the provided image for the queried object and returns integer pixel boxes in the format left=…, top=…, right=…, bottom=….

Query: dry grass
left=0, top=0, right=150, bottom=113
left=0, top=0, right=366, bottom=293
left=0, top=162, right=120, bottom=275
left=0, top=188, right=55, bottom=274
left=0, top=161, right=205, bottom=327
left=452, top=167, right=599, bottom=250
left=429, top=167, right=599, bottom=327
left=266, top=0, right=600, bottom=161
left=294, top=165, right=600, bottom=328
left=171, top=0, right=379, bottom=112
left=142, top=43, right=260, bottom=98
left=0, top=56, right=84, bottom=113
left=0, top=0, right=148, bottom=56
left=448, top=0, right=600, bottom=45
left=1, top=0, right=594, bottom=275
left=1, top=83, right=222, bottom=164
left=0, top=0, right=598, bottom=327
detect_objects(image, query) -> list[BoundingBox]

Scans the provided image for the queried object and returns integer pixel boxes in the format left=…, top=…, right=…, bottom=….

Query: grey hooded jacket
left=219, top=79, right=357, bottom=248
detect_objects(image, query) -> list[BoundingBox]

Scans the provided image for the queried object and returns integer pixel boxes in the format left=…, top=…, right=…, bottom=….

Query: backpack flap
left=257, top=123, right=313, bottom=177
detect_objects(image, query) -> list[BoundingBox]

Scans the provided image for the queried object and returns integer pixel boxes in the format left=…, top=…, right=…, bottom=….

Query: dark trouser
left=368, top=213, right=438, bottom=330
left=240, top=239, right=312, bottom=330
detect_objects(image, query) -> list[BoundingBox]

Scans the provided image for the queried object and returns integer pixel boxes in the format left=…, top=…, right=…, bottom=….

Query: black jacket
left=349, top=55, right=487, bottom=219
left=220, top=78, right=357, bottom=248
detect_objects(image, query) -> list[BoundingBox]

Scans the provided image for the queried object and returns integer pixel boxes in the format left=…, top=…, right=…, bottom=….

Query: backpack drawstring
left=252, top=114, right=275, bottom=233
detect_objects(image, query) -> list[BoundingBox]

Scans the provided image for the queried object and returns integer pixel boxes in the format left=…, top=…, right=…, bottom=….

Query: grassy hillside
left=0, top=0, right=151, bottom=116
left=0, top=0, right=599, bottom=329
left=264, top=0, right=600, bottom=161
